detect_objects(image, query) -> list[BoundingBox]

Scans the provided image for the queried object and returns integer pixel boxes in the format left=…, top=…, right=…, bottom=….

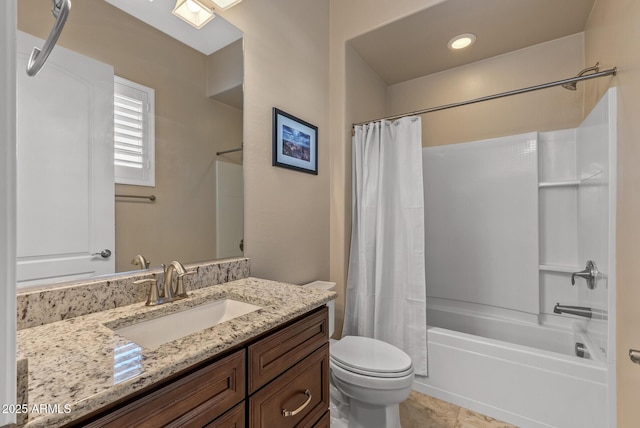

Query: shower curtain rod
left=352, top=66, right=617, bottom=128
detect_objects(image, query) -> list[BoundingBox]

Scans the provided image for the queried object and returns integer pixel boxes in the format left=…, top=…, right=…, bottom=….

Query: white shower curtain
left=343, top=117, right=428, bottom=376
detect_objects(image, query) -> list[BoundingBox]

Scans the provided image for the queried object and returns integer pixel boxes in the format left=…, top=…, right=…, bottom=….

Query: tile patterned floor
left=399, top=391, right=517, bottom=428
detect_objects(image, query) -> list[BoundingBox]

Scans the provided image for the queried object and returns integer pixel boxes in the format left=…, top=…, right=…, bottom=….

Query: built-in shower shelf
left=539, top=264, right=581, bottom=274
left=538, top=180, right=580, bottom=188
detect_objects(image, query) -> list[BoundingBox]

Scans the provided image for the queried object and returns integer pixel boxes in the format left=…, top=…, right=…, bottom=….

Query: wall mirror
left=16, top=0, right=244, bottom=288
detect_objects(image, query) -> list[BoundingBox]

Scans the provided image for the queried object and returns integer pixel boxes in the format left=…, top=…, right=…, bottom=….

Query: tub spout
left=553, top=303, right=592, bottom=318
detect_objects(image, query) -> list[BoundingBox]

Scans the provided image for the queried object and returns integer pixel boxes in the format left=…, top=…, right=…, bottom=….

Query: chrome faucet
left=554, top=303, right=608, bottom=320
left=131, top=254, right=150, bottom=270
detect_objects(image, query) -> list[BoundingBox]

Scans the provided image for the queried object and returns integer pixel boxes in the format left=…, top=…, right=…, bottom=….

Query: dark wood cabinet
left=249, top=344, right=329, bottom=428
left=71, top=306, right=330, bottom=428
left=248, top=307, right=329, bottom=393
left=83, top=350, right=245, bottom=428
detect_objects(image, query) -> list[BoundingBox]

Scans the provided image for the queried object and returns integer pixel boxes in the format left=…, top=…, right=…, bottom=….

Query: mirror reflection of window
left=114, top=77, right=155, bottom=187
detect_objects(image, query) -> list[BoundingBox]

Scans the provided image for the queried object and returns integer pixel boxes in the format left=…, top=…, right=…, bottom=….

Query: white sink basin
left=114, top=299, right=261, bottom=348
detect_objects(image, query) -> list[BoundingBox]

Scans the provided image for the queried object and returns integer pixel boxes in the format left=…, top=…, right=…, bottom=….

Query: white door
left=216, top=160, right=243, bottom=258
left=1, top=1, right=17, bottom=425
left=16, top=31, right=115, bottom=287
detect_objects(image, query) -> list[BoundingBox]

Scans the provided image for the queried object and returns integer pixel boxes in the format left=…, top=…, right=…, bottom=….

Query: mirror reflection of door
left=16, top=31, right=115, bottom=287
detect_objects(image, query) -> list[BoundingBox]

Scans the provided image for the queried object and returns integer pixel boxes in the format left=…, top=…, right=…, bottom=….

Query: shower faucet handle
left=571, top=260, right=598, bottom=289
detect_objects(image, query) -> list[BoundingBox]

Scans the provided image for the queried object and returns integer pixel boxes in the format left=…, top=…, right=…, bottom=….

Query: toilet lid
left=330, top=336, right=413, bottom=377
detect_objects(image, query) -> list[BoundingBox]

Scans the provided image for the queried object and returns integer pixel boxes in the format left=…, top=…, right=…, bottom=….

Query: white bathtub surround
left=417, top=88, right=617, bottom=428
left=344, top=116, right=427, bottom=376
left=423, top=132, right=540, bottom=315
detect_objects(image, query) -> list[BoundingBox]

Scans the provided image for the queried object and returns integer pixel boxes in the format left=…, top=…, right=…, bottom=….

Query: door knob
left=92, top=249, right=112, bottom=258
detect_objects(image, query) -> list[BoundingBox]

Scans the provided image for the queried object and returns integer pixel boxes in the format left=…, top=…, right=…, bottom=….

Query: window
left=114, top=76, right=155, bottom=186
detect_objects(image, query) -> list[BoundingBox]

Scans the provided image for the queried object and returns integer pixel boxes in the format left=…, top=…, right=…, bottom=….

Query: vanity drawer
left=249, top=343, right=329, bottom=428
left=85, top=350, right=245, bottom=428
left=204, top=402, right=245, bottom=428
left=248, top=306, right=328, bottom=393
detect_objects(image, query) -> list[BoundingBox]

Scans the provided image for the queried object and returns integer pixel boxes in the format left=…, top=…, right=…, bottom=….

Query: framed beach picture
left=272, top=108, right=318, bottom=175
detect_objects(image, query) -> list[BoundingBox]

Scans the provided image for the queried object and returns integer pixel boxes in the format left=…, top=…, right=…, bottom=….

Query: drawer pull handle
left=282, top=389, right=312, bottom=417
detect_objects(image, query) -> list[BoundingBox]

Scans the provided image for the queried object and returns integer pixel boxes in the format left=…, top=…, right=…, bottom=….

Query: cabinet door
left=249, top=344, right=329, bottom=428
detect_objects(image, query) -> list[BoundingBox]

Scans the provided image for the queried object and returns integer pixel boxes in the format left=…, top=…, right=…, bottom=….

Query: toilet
left=303, top=281, right=414, bottom=428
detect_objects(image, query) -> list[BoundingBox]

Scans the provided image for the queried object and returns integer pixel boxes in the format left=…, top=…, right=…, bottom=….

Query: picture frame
left=272, top=108, right=318, bottom=175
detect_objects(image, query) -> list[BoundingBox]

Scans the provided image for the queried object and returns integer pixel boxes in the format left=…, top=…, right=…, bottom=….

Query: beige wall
left=207, top=39, right=243, bottom=109
left=220, top=0, right=330, bottom=284
left=388, top=33, right=585, bottom=146
left=584, top=0, right=640, bottom=425
left=332, top=44, right=388, bottom=336
left=18, top=0, right=243, bottom=272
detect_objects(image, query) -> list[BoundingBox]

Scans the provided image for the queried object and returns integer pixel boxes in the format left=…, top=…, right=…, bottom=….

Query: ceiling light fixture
left=209, top=0, right=243, bottom=10
left=447, top=33, right=477, bottom=50
left=172, top=0, right=216, bottom=29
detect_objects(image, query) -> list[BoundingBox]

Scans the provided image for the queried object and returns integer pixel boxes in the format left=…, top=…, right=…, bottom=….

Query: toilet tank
left=301, top=281, right=336, bottom=337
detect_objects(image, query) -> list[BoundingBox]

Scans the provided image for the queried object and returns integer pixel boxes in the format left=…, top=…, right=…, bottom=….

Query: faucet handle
left=180, top=266, right=198, bottom=277
left=175, top=268, right=197, bottom=298
left=134, top=278, right=160, bottom=306
left=571, top=260, right=598, bottom=289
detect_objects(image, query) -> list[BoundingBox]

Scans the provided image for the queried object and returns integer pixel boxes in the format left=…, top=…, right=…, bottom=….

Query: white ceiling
left=105, top=0, right=243, bottom=55
left=349, top=0, right=597, bottom=85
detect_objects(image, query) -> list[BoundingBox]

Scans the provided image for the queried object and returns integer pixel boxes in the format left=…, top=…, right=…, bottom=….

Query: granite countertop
left=16, top=277, right=336, bottom=428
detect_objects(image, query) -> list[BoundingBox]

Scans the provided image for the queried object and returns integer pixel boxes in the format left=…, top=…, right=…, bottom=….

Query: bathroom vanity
left=78, top=307, right=330, bottom=427
left=16, top=268, right=335, bottom=428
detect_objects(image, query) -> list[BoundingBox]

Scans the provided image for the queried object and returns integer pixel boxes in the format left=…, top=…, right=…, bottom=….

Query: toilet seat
left=330, top=357, right=414, bottom=378
left=330, top=336, right=413, bottom=378
left=330, top=358, right=414, bottom=391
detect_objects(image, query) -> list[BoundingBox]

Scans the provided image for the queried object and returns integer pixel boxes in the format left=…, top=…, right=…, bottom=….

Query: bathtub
left=413, top=303, right=609, bottom=428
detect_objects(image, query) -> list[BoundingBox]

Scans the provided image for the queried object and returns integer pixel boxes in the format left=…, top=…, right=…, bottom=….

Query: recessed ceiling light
left=447, top=33, right=477, bottom=50
left=172, top=0, right=216, bottom=29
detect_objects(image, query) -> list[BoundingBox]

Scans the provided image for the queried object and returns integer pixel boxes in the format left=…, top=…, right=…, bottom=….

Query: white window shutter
left=114, top=76, right=155, bottom=186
